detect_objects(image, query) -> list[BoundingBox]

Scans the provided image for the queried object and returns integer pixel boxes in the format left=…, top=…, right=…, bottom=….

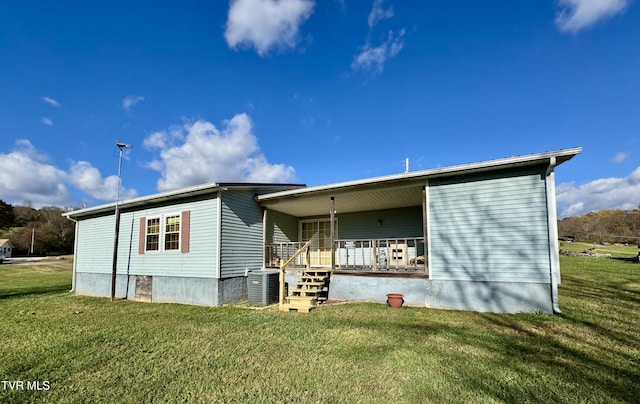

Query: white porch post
left=422, top=186, right=428, bottom=274
left=262, top=207, right=267, bottom=269
left=330, top=197, right=335, bottom=269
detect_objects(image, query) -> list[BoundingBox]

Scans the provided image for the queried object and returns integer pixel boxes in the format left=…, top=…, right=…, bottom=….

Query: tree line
left=0, top=200, right=76, bottom=256
left=558, top=208, right=640, bottom=245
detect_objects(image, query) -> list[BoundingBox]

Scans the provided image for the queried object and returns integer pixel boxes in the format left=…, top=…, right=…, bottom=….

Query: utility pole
left=29, top=228, right=35, bottom=256
left=111, top=142, right=133, bottom=302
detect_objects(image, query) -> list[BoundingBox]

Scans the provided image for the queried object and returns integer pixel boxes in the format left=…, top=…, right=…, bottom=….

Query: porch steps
left=280, top=296, right=317, bottom=313
left=280, top=267, right=331, bottom=313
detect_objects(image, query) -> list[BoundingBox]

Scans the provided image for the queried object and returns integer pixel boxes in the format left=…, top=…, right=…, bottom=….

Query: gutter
left=545, top=156, right=562, bottom=314
left=63, top=214, right=79, bottom=293
left=257, top=147, right=583, bottom=203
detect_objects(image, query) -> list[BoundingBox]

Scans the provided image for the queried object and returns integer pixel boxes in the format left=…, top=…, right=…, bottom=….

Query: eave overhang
left=63, top=182, right=305, bottom=219
left=257, top=148, right=582, bottom=217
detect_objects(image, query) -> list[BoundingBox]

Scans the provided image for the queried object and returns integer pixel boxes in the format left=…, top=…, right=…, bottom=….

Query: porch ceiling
left=260, top=183, right=424, bottom=217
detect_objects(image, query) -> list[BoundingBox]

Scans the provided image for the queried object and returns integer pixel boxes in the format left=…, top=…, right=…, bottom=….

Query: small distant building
left=0, top=239, right=13, bottom=258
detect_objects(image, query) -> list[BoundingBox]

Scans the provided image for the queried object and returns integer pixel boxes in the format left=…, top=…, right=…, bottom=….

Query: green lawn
left=560, top=240, right=639, bottom=257
left=1, top=253, right=639, bottom=403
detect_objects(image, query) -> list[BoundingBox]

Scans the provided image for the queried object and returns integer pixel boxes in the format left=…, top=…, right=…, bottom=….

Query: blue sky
left=0, top=0, right=638, bottom=218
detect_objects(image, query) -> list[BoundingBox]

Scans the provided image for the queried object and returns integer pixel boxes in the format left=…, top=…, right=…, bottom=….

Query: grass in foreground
left=1, top=254, right=639, bottom=403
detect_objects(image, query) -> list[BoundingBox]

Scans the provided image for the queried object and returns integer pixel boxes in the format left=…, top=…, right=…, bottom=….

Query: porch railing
left=335, top=238, right=426, bottom=272
left=265, top=242, right=311, bottom=269
left=278, top=239, right=313, bottom=305
left=265, top=237, right=426, bottom=272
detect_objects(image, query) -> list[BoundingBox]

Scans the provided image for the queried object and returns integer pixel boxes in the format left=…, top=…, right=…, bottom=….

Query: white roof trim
left=64, top=148, right=581, bottom=219
left=257, top=147, right=582, bottom=202
left=63, top=182, right=304, bottom=219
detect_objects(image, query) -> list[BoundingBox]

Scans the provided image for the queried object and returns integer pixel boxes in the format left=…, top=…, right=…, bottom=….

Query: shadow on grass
left=478, top=313, right=639, bottom=403
left=610, top=256, right=640, bottom=263
left=0, top=283, right=72, bottom=300
left=322, top=307, right=639, bottom=403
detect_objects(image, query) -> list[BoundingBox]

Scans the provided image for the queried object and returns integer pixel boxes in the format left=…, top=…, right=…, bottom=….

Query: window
left=146, top=217, right=160, bottom=251
left=139, top=211, right=190, bottom=254
left=300, top=218, right=337, bottom=266
left=164, top=214, right=180, bottom=250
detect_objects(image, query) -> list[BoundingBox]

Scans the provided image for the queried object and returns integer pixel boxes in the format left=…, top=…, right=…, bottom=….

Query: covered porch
left=258, top=173, right=431, bottom=276
left=257, top=174, right=431, bottom=311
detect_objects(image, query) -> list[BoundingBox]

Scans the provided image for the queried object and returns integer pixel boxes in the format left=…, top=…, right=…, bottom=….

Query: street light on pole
left=111, top=141, right=133, bottom=302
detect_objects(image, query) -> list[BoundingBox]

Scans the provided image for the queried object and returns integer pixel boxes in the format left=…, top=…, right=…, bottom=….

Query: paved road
left=2, top=257, right=54, bottom=265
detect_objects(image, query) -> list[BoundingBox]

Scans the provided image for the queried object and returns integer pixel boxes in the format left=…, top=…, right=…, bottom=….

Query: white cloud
left=41, top=117, right=53, bottom=126
left=555, top=0, right=627, bottom=32
left=41, top=96, right=60, bottom=107
left=0, top=140, right=138, bottom=207
left=368, top=0, right=394, bottom=29
left=69, top=161, right=137, bottom=201
left=144, top=113, right=297, bottom=191
left=612, top=151, right=630, bottom=163
left=122, top=95, right=145, bottom=112
left=224, top=0, right=315, bottom=56
left=143, top=132, right=170, bottom=150
left=557, top=166, right=640, bottom=217
left=352, top=29, right=405, bottom=74
left=0, top=140, right=70, bottom=206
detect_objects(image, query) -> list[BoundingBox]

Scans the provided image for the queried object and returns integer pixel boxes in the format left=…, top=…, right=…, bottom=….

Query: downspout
left=423, top=183, right=430, bottom=279
left=216, top=190, right=223, bottom=280
left=545, top=156, right=562, bottom=314
left=216, top=190, right=223, bottom=305
left=64, top=215, right=79, bottom=293
left=424, top=182, right=432, bottom=308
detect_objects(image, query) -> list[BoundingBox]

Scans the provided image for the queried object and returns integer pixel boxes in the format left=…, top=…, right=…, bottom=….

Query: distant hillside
left=0, top=200, right=76, bottom=256
left=558, top=209, right=640, bottom=245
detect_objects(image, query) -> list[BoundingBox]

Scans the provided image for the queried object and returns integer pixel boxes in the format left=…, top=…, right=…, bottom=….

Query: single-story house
left=0, top=239, right=13, bottom=258
left=64, top=147, right=581, bottom=313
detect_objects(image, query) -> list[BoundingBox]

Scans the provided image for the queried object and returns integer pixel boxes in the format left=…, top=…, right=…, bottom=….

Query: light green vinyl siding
left=337, top=207, right=423, bottom=239
left=75, top=196, right=219, bottom=278
left=220, top=190, right=264, bottom=278
left=266, top=209, right=298, bottom=243
left=75, top=215, right=115, bottom=274
left=123, top=197, right=218, bottom=278
left=429, top=168, right=551, bottom=283
left=334, top=207, right=424, bottom=267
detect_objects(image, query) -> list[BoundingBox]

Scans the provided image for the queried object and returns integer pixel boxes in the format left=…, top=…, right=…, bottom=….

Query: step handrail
left=279, top=239, right=314, bottom=305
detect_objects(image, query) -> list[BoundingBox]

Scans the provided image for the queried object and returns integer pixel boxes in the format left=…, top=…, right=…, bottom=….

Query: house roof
left=0, top=239, right=13, bottom=247
left=63, top=182, right=305, bottom=219
left=257, top=148, right=582, bottom=217
left=63, top=148, right=581, bottom=220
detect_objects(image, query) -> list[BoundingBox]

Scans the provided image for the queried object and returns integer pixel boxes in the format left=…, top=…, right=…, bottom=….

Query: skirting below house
left=428, top=279, right=553, bottom=313
left=73, top=272, right=554, bottom=313
left=326, top=273, right=553, bottom=313
left=73, top=272, right=248, bottom=306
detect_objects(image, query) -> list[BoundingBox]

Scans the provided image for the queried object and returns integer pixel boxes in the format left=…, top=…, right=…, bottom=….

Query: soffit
left=261, top=183, right=424, bottom=217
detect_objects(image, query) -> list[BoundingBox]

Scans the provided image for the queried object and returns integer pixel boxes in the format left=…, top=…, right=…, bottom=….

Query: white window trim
left=144, top=213, right=182, bottom=253
left=145, top=215, right=162, bottom=253
left=298, top=217, right=339, bottom=240
left=163, top=212, right=182, bottom=252
left=298, top=217, right=338, bottom=267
